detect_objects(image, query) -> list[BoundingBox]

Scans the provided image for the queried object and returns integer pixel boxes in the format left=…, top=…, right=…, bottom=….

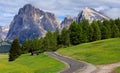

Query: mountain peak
left=66, top=16, right=72, bottom=19
left=6, top=4, right=60, bottom=42
left=83, top=7, right=90, bottom=10
left=23, top=4, right=33, bottom=8
left=18, top=4, right=34, bottom=14
left=77, top=7, right=110, bottom=23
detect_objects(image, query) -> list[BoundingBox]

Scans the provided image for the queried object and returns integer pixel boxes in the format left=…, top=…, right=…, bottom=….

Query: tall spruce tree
left=115, top=18, right=120, bottom=32
left=22, top=40, right=33, bottom=54
left=98, top=20, right=109, bottom=39
left=111, top=23, right=120, bottom=38
left=44, top=31, right=57, bottom=51
left=88, top=25, right=93, bottom=42
left=9, top=38, right=21, bottom=61
left=80, top=19, right=89, bottom=43
left=109, top=19, right=119, bottom=38
left=91, top=21, right=101, bottom=41
left=100, top=25, right=108, bottom=39
left=69, top=22, right=82, bottom=45
left=54, top=29, right=60, bottom=49
left=32, top=38, right=40, bottom=51
left=60, top=27, right=70, bottom=47
left=103, top=20, right=111, bottom=38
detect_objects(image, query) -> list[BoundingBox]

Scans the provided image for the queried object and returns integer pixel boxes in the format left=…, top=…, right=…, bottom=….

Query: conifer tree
left=9, top=38, right=21, bottom=61
left=54, top=29, right=60, bottom=48
left=91, top=21, right=101, bottom=41
left=103, top=20, right=111, bottom=38
left=88, top=25, right=93, bottom=42
left=111, top=23, right=120, bottom=38
left=44, top=31, right=57, bottom=51
left=60, top=27, right=70, bottom=47
left=69, top=22, right=82, bottom=45
left=22, top=40, right=33, bottom=53
left=80, top=19, right=89, bottom=43
left=98, top=20, right=109, bottom=39
left=115, top=18, right=120, bottom=32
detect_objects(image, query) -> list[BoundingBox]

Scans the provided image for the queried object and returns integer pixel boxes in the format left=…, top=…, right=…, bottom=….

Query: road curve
left=46, top=52, right=96, bottom=73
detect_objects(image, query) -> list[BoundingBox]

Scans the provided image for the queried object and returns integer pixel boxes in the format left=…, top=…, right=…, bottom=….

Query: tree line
left=9, top=18, right=120, bottom=61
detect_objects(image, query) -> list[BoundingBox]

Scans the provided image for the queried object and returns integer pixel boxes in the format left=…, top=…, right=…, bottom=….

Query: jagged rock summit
left=61, top=7, right=110, bottom=29
left=77, top=7, right=110, bottom=23
left=6, top=4, right=60, bottom=42
left=60, top=16, right=75, bottom=29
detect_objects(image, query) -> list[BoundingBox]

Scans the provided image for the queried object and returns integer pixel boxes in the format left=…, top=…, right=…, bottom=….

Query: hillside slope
left=0, top=53, right=65, bottom=73
left=57, top=38, right=120, bottom=65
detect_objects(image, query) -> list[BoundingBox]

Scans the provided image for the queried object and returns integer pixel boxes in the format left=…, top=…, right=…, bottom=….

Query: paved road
left=46, top=52, right=96, bottom=73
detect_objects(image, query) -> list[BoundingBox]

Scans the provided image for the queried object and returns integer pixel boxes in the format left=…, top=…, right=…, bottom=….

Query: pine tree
left=60, top=27, right=70, bottom=47
left=91, top=21, right=101, bottom=41
left=54, top=29, right=60, bottom=49
left=98, top=20, right=109, bottom=39
left=103, top=20, right=111, bottom=38
left=32, top=38, right=41, bottom=51
left=38, top=37, right=45, bottom=53
left=22, top=40, right=33, bottom=54
left=44, top=31, right=57, bottom=51
left=111, top=23, right=119, bottom=38
left=80, top=19, right=89, bottom=43
left=9, top=38, right=21, bottom=61
left=69, top=22, right=82, bottom=45
left=88, top=25, right=93, bottom=42
left=101, top=25, right=108, bottom=39
left=115, top=18, right=120, bottom=37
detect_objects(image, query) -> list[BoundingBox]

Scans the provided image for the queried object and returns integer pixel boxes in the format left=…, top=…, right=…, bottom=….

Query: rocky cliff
left=6, top=4, right=60, bottom=42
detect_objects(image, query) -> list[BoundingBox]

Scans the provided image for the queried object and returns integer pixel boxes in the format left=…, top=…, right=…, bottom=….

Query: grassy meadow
left=57, top=38, right=120, bottom=65
left=115, top=67, right=120, bottom=73
left=0, top=53, right=65, bottom=73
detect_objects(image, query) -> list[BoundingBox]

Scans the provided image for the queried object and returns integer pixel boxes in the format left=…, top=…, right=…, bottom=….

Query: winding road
left=46, top=52, right=96, bottom=73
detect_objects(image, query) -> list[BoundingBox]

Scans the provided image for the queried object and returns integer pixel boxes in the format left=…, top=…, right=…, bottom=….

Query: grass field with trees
left=57, top=38, right=120, bottom=65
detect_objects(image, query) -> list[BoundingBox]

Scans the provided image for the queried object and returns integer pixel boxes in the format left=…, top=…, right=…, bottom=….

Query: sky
left=0, top=0, right=120, bottom=26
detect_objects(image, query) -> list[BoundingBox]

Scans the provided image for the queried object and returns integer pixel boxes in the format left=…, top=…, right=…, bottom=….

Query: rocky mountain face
left=60, top=7, right=110, bottom=28
left=76, top=7, right=110, bottom=23
left=60, top=16, right=75, bottom=29
left=6, top=4, right=60, bottom=42
left=6, top=5, right=110, bottom=42
left=0, top=25, right=9, bottom=40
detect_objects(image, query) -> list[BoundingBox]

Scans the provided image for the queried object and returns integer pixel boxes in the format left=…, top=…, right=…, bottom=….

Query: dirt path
left=46, top=52, right=96, bottom=73
left=92, top=62, right=120, bottom=73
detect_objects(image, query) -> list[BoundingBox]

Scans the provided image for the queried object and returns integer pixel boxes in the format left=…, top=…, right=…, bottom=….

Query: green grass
left=0, top=53, right=65, bottom=73
left=57, top=38, right=120, bottom=65
left=115, top=67, right=120, bottom=73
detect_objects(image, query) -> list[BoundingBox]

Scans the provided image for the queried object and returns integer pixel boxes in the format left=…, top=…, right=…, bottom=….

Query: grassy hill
left=0, top=53, right=65, bottom=73
left=57, top=38, right=120, bottom=65
left=115, top=67, right=120, bottom=73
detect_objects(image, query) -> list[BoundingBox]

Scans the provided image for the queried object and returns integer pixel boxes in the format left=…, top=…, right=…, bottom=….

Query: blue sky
left=0, top=0, right=120, bottom=26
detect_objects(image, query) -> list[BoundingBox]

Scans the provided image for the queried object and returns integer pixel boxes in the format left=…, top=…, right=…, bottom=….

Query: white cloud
left=104, top=8, right=120, bottom=19
left=0, top=0, right=120, bottom=25
left=95, top=6, right=110, bottom=11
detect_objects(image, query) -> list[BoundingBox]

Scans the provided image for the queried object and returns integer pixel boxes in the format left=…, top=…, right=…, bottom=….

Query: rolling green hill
left=0, top=53, right=65, bottom=73
left=57, top=38, right=120, bottom=65
left=115, top=67, right=120, bottom=73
